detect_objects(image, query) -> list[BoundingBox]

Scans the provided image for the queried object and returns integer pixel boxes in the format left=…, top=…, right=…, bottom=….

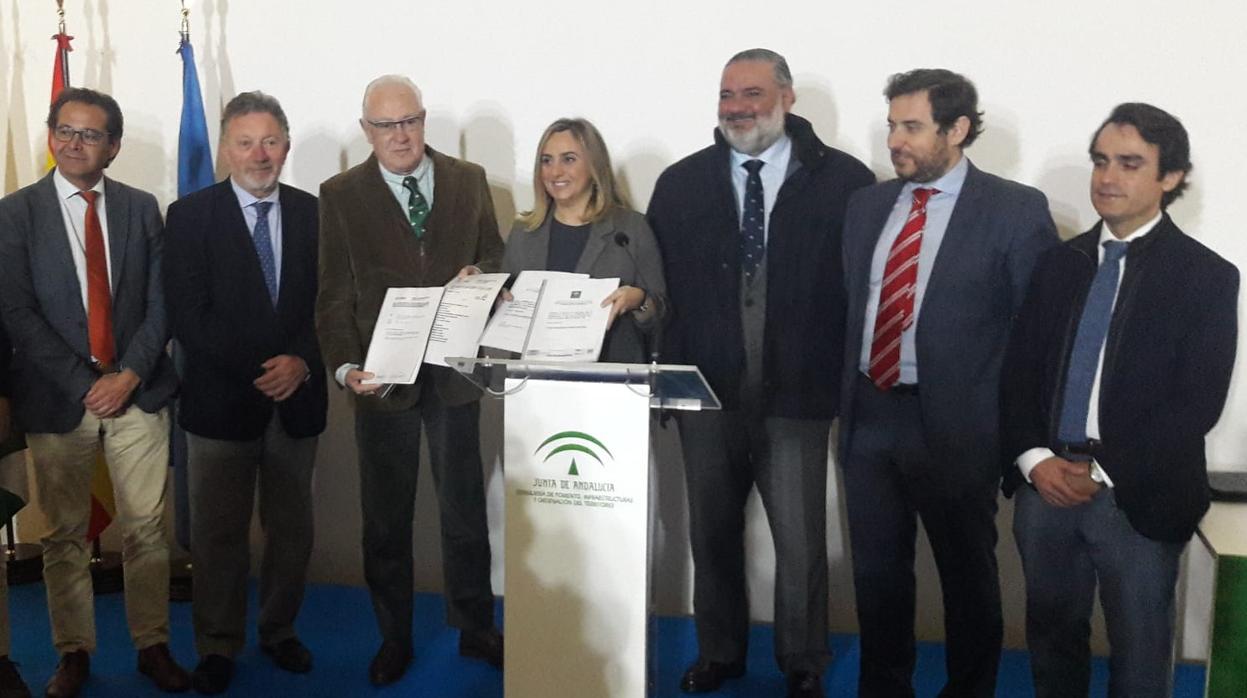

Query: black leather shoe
left=679, top=657, right=745, bottom=693
left=44, top=650, right=88, bottom=698
left=0, top=655, right=31, bottom=698
left=190, top=655, right=233, bottom=695
left=137, top=643, right=190, bottom=693
left=261, top=638, right=313, bottom=674
left=458, top=628, right=503, bottom=669
left=368, top=641, right=412, bottom=687
left=786, top=670, right=824, bottom=698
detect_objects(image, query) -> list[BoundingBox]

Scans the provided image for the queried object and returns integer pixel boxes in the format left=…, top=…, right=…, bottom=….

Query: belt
left=858, top=372, right=919, bottom=396
left=1058, top=439, right=1100, bottom=462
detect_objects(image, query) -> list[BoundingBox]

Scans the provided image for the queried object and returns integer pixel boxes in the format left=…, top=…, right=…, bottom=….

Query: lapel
left=102, top=176, right=130, bottom=290
left=214, top=180, right=281, bottom=317
left=423, top=148, right=461, bottom=269
left=575, top=213, right=618, bottom=274
left=34, top=173, right=85, bottom=313
left=357, top=153, right=426, bottom=274
left=919, top=160, right=986, bottom=315
left=275, top=184, right=301, bottom=319
left=850, top=179, right=904, bottom=305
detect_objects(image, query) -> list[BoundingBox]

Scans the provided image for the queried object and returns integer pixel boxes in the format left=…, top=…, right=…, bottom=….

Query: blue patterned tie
left=1057, top=240, right=1129, bottom=443
left=252, top=201, right=278, bottom=306
left=740, top=159, right=765, bottom=283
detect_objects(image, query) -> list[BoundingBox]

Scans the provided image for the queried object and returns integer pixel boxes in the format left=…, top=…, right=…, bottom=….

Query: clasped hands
left=1030, top=455, right=1102, bottom=508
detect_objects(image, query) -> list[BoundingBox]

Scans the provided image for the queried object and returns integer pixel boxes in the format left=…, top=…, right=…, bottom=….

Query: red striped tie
left=868, top=187, right=937, bottom=390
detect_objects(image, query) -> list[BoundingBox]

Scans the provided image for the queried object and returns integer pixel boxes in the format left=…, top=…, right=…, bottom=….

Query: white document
left=479, top=270, right=588, bottom=354
left=363, top=287, right=445, bottom=384
left=423, top=272, right=510, bottom=367
left=522, top=277, right=620, bottom=362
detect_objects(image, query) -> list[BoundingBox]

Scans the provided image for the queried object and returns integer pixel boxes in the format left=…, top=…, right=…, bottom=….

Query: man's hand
left=1030, top=456, right=1097, bottom=508
left=83, top=368, right=141, bottom=418
left=345, top=368, right=384, bottom=395
left=0, top=397, right=11, bottom=443
left=254, top=354, right=309, bottom=402
left=601, top=286, right=646, bottom=329
left=455, top=265, right=482, bottom=281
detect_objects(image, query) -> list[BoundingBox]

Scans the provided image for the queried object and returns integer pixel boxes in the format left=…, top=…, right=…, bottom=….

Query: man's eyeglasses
left=365, top=115, right=425, bottom=133
left=53, top=125, right=109, bottom=146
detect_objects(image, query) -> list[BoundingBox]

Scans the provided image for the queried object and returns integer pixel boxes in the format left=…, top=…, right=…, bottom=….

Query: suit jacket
left=647, top=114, right=875, bottom=418
left=839, top=161, right=1058, bottom=492
left=317, top=149, right=505, bottom=411
left=502, top=207, right=667, bottom=363
left=164, top=180, right=328, bottom=441
left=1002, top=215, right=1238, bottom=542
left=0, top=172, right=176, bottom=433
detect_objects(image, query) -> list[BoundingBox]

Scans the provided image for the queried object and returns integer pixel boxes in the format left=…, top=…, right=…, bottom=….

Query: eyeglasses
left=53, top=125, right=109, bottom=146
left=365, top=114, right=425, bottom=133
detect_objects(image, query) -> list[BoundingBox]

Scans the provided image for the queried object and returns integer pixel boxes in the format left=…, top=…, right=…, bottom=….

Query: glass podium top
left=445, top=357, right=721, bottom=411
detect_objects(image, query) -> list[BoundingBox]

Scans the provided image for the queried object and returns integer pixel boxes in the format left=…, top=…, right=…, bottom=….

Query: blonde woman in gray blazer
left=503, top=118, right=667, bottom=363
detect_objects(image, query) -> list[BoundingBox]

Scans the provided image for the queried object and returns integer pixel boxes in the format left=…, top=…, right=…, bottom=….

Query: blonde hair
left=519, top=118, right=630, bottom=231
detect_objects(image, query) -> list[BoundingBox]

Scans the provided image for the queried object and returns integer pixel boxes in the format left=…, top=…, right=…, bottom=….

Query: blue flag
left=177, top=37, right=214, bottom=197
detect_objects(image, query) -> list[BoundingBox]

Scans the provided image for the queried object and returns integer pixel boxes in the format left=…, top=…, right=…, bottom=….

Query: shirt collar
left=1101, top=211, right=1162, bottom=245
left=53, top=169, right=104, bottom=201
left=902, top=154, right=969, bottom=199
left=229, top=177, right=280, bottom=210
left=730, top=132, right=792, bottom=172
left=378, top=152, right=431, bottom=187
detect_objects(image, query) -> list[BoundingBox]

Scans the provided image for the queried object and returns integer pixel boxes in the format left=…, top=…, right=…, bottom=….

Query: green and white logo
left=535, top=431, right=613, bottom=476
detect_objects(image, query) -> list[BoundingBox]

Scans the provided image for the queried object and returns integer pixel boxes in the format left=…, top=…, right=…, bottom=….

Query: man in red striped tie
left=838, top=69, right=1058, bottom=698
left=0, top=88, right=188, bottom=697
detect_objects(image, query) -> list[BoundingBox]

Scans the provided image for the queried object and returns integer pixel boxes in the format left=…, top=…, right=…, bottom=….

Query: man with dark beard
left=647, top=49, right=873, bottom=698
left=838, top=69, right=1057, bottom=697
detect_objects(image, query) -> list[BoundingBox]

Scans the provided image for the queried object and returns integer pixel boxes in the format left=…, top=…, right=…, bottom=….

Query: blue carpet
left=8, top=582, right=1204, bottom=696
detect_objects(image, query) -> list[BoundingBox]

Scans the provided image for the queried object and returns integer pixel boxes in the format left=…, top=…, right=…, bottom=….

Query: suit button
left=721, top=262, right=729, bottom=270
left=744, top=297, right=754, bottom=307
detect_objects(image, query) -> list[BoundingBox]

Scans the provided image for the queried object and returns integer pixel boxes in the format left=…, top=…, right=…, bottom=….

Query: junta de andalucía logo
left=535, top=431, right=613, bottom=476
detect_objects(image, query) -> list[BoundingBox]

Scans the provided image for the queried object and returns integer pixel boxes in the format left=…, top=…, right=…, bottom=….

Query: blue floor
left=8, top=582, right=1205, bottom=696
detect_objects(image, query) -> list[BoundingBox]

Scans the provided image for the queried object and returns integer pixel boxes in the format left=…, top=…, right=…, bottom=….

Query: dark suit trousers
left=843, top=375, right=1002, bottom=698
left=188, top=415, right=316, bottom=657
left=678, top=408, right=832, bottom=674
left=1014, top=485, right=1183, bottom=698
left=355, top=390, right=495, bottom=647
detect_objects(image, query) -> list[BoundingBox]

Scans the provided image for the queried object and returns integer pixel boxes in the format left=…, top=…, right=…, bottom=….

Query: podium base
left=5, top=544, right=44, bottom=585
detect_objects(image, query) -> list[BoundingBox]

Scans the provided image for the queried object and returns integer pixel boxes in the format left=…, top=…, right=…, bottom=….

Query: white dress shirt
left=53, top=170, right=113, bottom=310
left=229, top=178, right=283, bottom=296
left=729, top=133, right=792, bottom=245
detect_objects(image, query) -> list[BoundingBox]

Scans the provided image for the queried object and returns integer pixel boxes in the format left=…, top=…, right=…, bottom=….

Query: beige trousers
left=28, top=406, right=171, bottom=654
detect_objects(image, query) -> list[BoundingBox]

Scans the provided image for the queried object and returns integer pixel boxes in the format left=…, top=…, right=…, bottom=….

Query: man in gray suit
left=839, top=69, right=1057, bottom=697
left=0, top=87, right=188, bottom=697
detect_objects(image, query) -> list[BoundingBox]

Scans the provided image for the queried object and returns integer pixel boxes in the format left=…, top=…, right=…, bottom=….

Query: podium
left=449, top=357, right=719, bottom=698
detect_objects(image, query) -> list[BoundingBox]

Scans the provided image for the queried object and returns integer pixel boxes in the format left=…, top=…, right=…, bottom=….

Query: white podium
left=450, top=358, right=719, bottom=698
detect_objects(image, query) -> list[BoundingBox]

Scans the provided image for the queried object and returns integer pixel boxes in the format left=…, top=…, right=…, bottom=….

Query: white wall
left=4, top=0, right=1244, bottom=662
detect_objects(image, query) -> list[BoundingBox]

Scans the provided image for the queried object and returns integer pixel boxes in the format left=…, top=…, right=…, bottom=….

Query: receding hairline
left=361, top=75, right=424, bottom=117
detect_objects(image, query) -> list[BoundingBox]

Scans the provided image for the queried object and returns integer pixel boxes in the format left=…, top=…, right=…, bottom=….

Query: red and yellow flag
left=46, top=31, right=73, bottom=171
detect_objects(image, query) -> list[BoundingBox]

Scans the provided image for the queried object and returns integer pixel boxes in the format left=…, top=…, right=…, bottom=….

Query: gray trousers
left=678, top=409, right=832, bottom=674
left=187, top=416, right=316, bottom=658
left=1014, top=484, right=1183, bottom=698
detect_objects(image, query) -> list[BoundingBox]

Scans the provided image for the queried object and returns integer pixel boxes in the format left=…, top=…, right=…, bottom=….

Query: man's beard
left=719, top=101, right=786, bottom=156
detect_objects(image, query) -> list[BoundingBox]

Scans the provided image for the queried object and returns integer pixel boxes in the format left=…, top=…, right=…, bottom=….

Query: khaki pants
left=28, top=406, right=171, bottom=654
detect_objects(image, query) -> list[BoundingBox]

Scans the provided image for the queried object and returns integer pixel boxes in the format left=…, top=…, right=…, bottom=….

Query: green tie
left=402, top=175, right=430, bottom=238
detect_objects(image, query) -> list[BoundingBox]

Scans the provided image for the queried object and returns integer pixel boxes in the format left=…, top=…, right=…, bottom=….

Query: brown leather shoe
left=136, top=643, right=190, bottom=693
left=44, top=650, right=88, bottom=698
left=458, top=627, right=503, bottom=669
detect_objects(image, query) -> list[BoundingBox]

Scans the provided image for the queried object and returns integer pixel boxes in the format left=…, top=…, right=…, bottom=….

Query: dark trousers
left=1014, top=485, right=1183, bottom=698
left=355, top=392, right=495, bottom=648
left=843, top=376, right=1002, bottom=697
left=188, top=416, right=317, bottom=657
left=678, top=408, right=832, bottom=675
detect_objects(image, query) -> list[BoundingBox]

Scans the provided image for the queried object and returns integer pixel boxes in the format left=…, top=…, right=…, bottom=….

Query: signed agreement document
left=362, top=286, right=445, bottom=384
left=479, top=270, right=588, bottom=354
left=521, top=276, right=620, bottom=362
left=423, top=272, right=510, bottom=367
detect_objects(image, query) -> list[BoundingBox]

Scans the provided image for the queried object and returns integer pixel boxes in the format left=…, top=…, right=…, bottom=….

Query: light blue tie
left=1057, top=240, right=1129, bottom=443
left=252, top=201, right=278, bottom=306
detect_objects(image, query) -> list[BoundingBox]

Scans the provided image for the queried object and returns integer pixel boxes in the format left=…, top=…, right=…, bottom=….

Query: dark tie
left=79, top=190, right=115, bottom=369
left=1057, top=240, right=1129, bottom=443
left=252, top=201, right=278, bottom=306
left=740, top=159, right=765, bottom=283
left=868, top=187, right=937, bottom=389
left=403, top=175, right=430, bottom=239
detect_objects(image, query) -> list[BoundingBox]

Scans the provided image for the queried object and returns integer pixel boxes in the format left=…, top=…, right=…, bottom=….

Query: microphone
left=613, top=232, right=663, bottom=366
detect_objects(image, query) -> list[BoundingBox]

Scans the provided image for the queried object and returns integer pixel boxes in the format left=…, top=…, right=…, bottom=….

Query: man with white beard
left=647, top=49, right=874, bottom=698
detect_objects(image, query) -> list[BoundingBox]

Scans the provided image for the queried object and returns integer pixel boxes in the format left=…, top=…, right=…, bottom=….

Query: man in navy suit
left=839, top=69, right=1058, bottom=697
left=0, top=87, right=188, bottom=697
left=164, top=91, right=327, bottom=695
left=1002, top=103, right=1237, bottom=698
